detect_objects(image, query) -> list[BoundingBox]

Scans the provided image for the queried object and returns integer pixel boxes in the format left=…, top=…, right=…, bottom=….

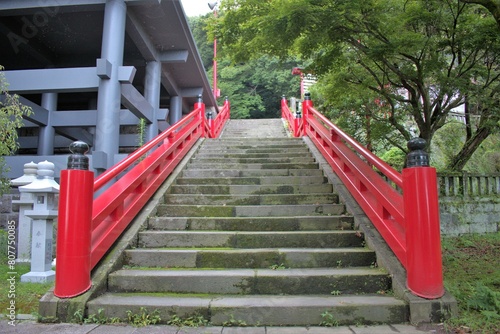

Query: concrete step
left=203, top=138, right=301, bottom=145
left=147, top=216, right=354, bottom=231
left=180, top=168, right=325, bottom=178
left=201, top=142, right=306, bottom=150
left=197, top=147, right=310, bottom=154
left=123, top=248, right=376, bottom=268
left=164, top=193, right=337, bottom=205
left=109, top=268, right=390, bottom=295
left=184, top=162, right=320, bottom=170
left=189, top=157, right=316, bottom=164
left=194, top=152, right=311, bottom=159
left=168, top=183, right=333, bottom=194
left=137, top=231, right=364, bottom=248
left=87, top=294, right=408, bottom=326
left=156, top=203, right=346, bottom=217
left=174, top=175, right=328, bottom=185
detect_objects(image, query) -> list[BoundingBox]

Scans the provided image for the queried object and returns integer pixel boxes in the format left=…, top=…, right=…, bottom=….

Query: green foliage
left=380, top=147, right=406, bottom=171
left=188, top=15, right=214, bottom=70
left=126, top=307, right=161, bottom=327
left=269, top=263, right=286, bottom=270
left=222, top=314, right=248, bottom=327
left=442, top=233, right=500, bottom=333
left=0, top=66, right=32, bottom=195
left=215, top=0, right=500, bottom=170
left=87, top=308, right=120, bottom=324
left=467, top=283, right=500, bottom=316
left=216, top=57, right=301, bottom=119
left=167, top=313, right=209, bottom=327
left=432, top=122, right=500, bottom=172
left=189, top=14, right=301, bottom=119
left=0, top=230, right=7, bottom=260
left=319, top=310, right=339, bottom=327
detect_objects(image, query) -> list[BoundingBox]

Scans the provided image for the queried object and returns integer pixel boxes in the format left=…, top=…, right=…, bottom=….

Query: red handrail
left=208, top=98, right=230, bottom=138
left=55, top=102, right=209, bottom=298
left=282, top=94, right=444, bottom=299
left=90, top=107, right=205, bottom=268
left=281, top=96, right=303, bottom=137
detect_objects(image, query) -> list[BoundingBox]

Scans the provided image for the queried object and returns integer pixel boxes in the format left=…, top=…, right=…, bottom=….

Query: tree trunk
left=447, top=126, right=492, bottom=171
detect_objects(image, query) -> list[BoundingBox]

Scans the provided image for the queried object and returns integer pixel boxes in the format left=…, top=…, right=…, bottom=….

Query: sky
left=181, top=0, right=214, bottom=17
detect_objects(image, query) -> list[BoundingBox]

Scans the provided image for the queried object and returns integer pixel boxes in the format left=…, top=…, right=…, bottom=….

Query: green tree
left=460, top=0, right=500, bottom=29
left=189, top=15, right=214, bottom=70
left=0, top=66, right=32, bottom=194
left=216, top=0, right=500, bottom=170
left=189, top=14, right=301, bottom=119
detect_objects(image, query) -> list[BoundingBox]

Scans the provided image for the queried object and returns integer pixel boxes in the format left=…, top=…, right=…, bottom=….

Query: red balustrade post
left=403, top=138, right=444, bottom=299
left=207, top=111, right=215, bottom=138
left=281, top=95, right=288, bottom=119
left=224, top=96, right=230, bottom=117
left=54, top=141, right=94, bottom=298
left=195, top=94, right=206, bottom=137
left=301, top=92, right=313, bottom=136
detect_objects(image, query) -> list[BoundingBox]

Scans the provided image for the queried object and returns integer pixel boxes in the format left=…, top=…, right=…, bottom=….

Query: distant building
left=0, top=0, right=217, bottom=177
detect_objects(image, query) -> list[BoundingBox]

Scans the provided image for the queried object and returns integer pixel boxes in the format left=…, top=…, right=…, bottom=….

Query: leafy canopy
left=0, top=66, right=32, bottom=194
left=216, top=0, right=500, bottom=170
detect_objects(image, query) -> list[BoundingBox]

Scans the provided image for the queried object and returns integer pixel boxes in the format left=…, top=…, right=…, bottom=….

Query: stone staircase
left=87, top=119, right=408, bottom=326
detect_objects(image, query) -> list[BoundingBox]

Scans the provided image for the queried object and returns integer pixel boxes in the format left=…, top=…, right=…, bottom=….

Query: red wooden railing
left=207, top=97, right=230, bottom=138
left=55, top=98, right=229, bottom=298
left=281, top=96, right=303, bottom=137
left=282, top=93, right=444, bottom=300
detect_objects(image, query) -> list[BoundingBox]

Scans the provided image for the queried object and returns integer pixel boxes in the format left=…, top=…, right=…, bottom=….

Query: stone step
left=189, top=157, right=316, bottom=164
left=201, top=143, right=306, bottom=150
left=175, top=175, right=328, bottom=185
left=194, top=152, right=311, bottom=159
left=137, top=231, right=364, bottom=248
left=180, top=168, right=325, bottom=178
left=184, top=162, right=320, bottom=170
left=87, top=294, right=408, bottom=326
left=123, top=248, right=375, bottom=268
left=156, top=203, right=346, bottom=217
left=168, top=183, right=333, bottom=195
left=147, top=216, right=354, bottom=231
left=197, top=147, right=310, bottom=154
left=164, top=193, right=337, bottom=205
left=203, top=138, right=302, bottom=144
left=109, top=268, right=389, bottom=295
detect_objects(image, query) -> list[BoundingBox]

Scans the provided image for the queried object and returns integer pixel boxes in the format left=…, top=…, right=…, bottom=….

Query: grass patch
left=442, top=232, right=500, bottom=333
left=0, top=262, right=53, bottom=315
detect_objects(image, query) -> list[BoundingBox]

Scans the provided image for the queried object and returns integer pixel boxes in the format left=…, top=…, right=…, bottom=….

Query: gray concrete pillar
left=38, top=93, right=57, bottom=155
left=170, top=95, right=182, bottom=125
left=95, top=0, right=126, bottom=172
left=144, top=61, right=160, bottom=141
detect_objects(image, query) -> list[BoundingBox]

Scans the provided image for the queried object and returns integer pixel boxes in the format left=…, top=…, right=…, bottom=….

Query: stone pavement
left=0, top=319, right=449, bottom=334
